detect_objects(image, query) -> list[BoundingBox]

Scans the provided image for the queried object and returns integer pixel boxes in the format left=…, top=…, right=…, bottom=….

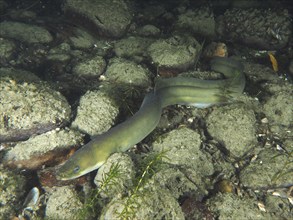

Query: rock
left=104, top=57, right=151, bottom=87
left=175, top=7, right=216, bottom=39
left=147, top=35, right=200, bottom=71
left=114, top=36, right=154, bottom=61
left=3, top=128, right=84, bottom=170
left=71, top=90, right=119, bottom=136
left=151, top=167, right=200, bottom=199
left=100, top=182, right=184, bottom=219
left=69, top=28, right=97, bottom=49
left=136, top=24, right=161, bottom=37
left=0, top=68, right=71, bottom=142
left=46, top=43, right=72, bottom=62
left=0, top=168, right=26, bottom=219
left=94, top=153, right=135, bottom=199
left=152, top=127, right=214, bottom=190
left=0, top=21, right=53, bottom=44
left=45, top=186, right=82, bottom=220
left=263, top=91, right=293, bottom=131
left=0, top=38, right=15, bottom=62
left=208, top=193, right=270, bottom=219
left=239, top=148, right=293, bottom=188
left=206, top=105, right=257, bottom=156
left=264, top=194, right=293, bottom=219
left=63, top=0, right=133, bottom=38
left=72, top=54, right=106, bottom=78
left=216, top=8, right=292, bottom=50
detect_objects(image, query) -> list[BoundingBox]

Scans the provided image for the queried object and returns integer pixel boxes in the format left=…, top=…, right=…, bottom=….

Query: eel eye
left=73, top=166, right=80, bottom=173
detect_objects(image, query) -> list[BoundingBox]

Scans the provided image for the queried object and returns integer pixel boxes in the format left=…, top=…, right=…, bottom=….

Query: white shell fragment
left=257, top=202, right=266, bottom=212
left=19, top=187, right=40, bottom=219
left=23, top=187, right=40, bottom=210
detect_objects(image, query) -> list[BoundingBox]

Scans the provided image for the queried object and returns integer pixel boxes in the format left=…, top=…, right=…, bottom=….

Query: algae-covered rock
left=45, top=186, right=82, bottom=220
left=208, top=193, right=270, bottom=220
left=105, top=57, right=151, bottom=87
left=0, top=168, right=26, bottom=219
left=69, top=28, right=97, bottom=49
left=263, top=91, right=293, bottom=132
left=151, top=167, right=201, bottom=199
left=216, top=8, right=292, bottom=49
left=206, top=105, right=257, bottom=156
left=147, top=35, right=200, bottom=71
left=0, top=21, right=53, bottom=44
left=0, top=38, right=15, bottom=61
left=46, top=43, right=72, bottom=62
left=63, top=0, right=133, bottom=38
left=71, top=90, right=119, bottom=136
left=4, top=128, right=84, bottom=169
left=152, top=127, right=214, bottom=190
left=239, top=148, right=293, bottom=188
left=0, top=68, right=71, bottom=142
left=100, top=183, right=184, bottom=219
left=264, top=194, right=292, bottom=219
left=94, top=153, right=135, bottom=199
left=114, top=36, right=154, bottom=61
left=136, top=24, right=161, bottom=37
left=175, top=7, right=216, bottom=38
left=72, top=54, right=106, bottom=78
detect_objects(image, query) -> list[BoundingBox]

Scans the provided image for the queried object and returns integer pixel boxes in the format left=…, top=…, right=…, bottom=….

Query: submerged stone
left=71, top=90, right=119, bottom=136
left=0, top=21, right=53, bottom=44
left=0, top=68, right=71, bottom=142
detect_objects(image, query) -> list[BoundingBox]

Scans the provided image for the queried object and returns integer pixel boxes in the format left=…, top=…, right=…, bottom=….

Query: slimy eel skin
left=57, top=57, right=245, bottom=180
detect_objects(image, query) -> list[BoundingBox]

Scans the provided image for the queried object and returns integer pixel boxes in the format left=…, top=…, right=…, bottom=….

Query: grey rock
left=72, top=54, right=106, bottom=77
left=151, top=167, right=201, bottom=199
left=206, top=105, right=257, bottom=156
left=69, top=28, right=97, bottom=49
left=63, top=0, right=133, bottom=38
left=265, top=194, right=292, bottom=219
left=105, top=57, right=151, bottom=87
left=263, top=91, right=293, bottom=128
left=114, top=36, right=154, bottom=61
left=216, top=8, right=292, bottom=49
left=71, top=90, right=119, bottom=136
left=136, top=24, right=161, bottom=37
left=147, top=35, right=200, bottom=71
left=0, top=68, right=71, bottom=142
left=4, top=128, right=84, bottom=169
left=94, top=153, right=135, bottom=199
left=0, top=168, right=26, bottom=219
left=175, top=7, right=216, bottom=38
left=0, top=38, right=15, bottom=61
left=0, top=21, right=53, bottom=44
left=239, top=148, right=293, bottom=188
left=208, top=193, right=270, bottom=220
left=152, top=127, right=214, bottom=190
left=100, top=182, right=184, bottom=219
left=45, top=186, right=82, bottom=220
left=47, top=43, right=72, bottom=62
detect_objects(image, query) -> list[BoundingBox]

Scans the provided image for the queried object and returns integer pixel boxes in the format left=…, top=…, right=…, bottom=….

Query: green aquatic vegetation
left=77, top=163, right=124, bottom=219
left=271, top=150, right=293, bottom=184
left=102, top=80, right=147, bottom=115
left=118, top=150, right=169, bottom=219
left=77, top=151, right=169, bottom=219
left=116, top=83, right=146, bottom=115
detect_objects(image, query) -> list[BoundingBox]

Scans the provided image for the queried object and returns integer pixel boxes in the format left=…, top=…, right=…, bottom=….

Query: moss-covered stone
left=71, top=90, right=119, bottom=136
left=147, top=35, right=200, bottom=71
left=206, top=105, right=257, bottom=156
left=0, top=21, right=53, bottom=44
left=0, top=68, right=71, bottom=142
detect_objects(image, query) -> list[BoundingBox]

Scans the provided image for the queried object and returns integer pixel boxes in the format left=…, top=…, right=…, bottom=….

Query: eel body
left=57, top=57, right=245, bottom=180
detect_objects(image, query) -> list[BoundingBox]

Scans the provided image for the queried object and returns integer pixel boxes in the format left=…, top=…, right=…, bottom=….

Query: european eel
left=57, top=57, right=245, bottom=180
